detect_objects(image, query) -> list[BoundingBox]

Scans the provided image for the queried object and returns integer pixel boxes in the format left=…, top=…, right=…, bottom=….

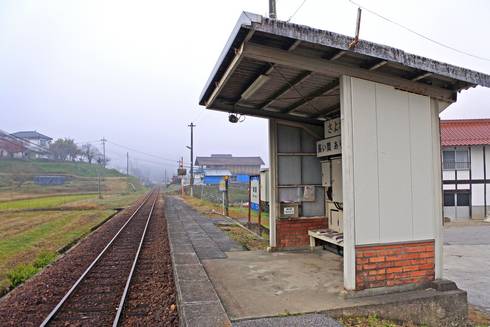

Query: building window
left=443, top=190, right=471, bottom=207
left=444, top=191, right=455, bottom=206
left=456, top=192, right=470, bottom=206
left=442, top=149, right=470, bottom=170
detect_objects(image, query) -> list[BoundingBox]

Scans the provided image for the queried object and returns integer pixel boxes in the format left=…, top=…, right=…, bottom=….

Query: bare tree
left=81, top=143, right=100, bottom=164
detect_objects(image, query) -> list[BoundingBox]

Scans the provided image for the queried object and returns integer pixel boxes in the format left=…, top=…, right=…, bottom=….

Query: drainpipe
left=484, top=145, right=487, bottom=218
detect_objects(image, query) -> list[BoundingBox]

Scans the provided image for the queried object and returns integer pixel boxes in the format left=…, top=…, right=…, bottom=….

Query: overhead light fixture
left=241, top=74, right=270, bottom=100
left=228, top=114, right=239, bottom=123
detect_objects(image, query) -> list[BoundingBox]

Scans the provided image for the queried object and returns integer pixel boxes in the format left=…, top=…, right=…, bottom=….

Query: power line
left=287, top=0, right=308, bottom=22
left=106, top=140, right=181, bottom=164
left=348, top=0, right=490, bottom=62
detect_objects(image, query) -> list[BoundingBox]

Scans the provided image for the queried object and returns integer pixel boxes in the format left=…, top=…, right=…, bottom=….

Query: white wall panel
left=458, top=171, right=470, bottom=180
left=443, top=170, right=455, bottom=180
left=408, top=94, right=435, bottom=239
left=487, top=185, right=490, bottom=209
left=351, top=78, right=380, bottom=244
left=472, top=184, right=485, bottom=206
left=471, top=146, right=484, bottom=179
left=345, top=77, right=438, bottom=245
left=375, top=84, right=412, bottom=243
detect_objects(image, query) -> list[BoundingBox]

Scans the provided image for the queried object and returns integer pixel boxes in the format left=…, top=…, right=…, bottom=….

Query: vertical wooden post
left=258, top=175, right=262, bottom=228
left=248, top=177, right=251, bottom=224
left=224, top=177, right=229, bottom=216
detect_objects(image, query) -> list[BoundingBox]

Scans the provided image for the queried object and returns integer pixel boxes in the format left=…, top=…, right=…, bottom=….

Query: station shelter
left=199, top=12, right=490, bottom=291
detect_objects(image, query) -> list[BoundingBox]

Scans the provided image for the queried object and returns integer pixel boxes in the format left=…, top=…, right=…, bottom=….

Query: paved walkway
left=165, top=196, right=240, bottom=327
left=444, top=224, right=490, bottom=313
left=164, top=196, right=341, bottom=327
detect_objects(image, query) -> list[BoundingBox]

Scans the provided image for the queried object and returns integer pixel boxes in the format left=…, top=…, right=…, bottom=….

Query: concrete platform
left=203, top=249, right=469, bottom=326
left=165, top=196, right=469, bottom=326
left=203, top=250, right=344, bottom=320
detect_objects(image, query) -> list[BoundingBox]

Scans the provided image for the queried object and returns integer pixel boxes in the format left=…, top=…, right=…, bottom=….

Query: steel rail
left=112, top=189, right=158, bottom=326
left=39, top=190, right=156, bottom=327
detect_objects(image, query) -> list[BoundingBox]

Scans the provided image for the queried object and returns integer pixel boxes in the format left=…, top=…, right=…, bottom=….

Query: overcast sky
left=1, top=0, right=489, bottom=178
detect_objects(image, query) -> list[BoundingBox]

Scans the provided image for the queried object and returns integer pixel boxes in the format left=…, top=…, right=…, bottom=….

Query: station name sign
left=317, top=117, right=341, bottom=157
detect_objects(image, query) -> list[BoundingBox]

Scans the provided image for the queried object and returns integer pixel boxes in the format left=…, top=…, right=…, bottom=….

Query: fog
left=2, top=0, right=489, bottom=182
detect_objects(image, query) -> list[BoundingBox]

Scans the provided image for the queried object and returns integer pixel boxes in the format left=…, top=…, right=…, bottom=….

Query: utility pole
left=126, top=152, right=129, bottom=192
left=97, top=169, right=102, bottom=199
left=126, top=152, right=129, bottom=176
left=180, top=157, right=184, bottom=197
left=164, top=169, right=167, bottom=188
left=269, top=0, right=277, bottom=19
left=188, top=122, right=195, bottom=197
left=100, top=137, right=107, bottom=167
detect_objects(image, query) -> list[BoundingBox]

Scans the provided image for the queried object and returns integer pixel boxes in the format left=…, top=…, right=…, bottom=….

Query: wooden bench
left=308, top=229, right=344, bottom=251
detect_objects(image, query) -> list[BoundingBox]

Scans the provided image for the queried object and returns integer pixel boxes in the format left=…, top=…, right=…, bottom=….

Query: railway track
left=39, top=189, right=159, bottom=327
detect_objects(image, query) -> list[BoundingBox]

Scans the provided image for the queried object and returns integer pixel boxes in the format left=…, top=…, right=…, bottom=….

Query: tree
left=81, top=143, right=100, bottom=164
left=49, top=138, right=80, bottom=161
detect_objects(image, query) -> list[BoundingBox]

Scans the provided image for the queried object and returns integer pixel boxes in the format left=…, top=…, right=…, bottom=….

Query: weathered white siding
left=471, top=146, right=484, bottom=179
left=342, top=77, right=437, bottom=245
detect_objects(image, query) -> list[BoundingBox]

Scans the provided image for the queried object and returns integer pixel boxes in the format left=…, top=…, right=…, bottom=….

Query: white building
left=11, top=131, right=52, bottom=159
left=441, top=119, right=490, bottom=220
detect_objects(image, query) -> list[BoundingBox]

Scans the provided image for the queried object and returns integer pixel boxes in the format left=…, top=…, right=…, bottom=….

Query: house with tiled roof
left=195, top=154, right=264, bottom=183
left=441, top=119, right=490, bottom=220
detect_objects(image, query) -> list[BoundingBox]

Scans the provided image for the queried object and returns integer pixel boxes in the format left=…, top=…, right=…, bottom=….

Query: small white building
left=11, top=131, right=52, bottom=159
left=441, top=119, right=490, bottom=220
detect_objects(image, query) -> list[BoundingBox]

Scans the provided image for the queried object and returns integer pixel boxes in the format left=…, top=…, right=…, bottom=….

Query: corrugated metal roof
left=195, top=155, right=264, bottom=166
left=440, top=119, right=490, bottom=146
left=11, top=131, right=52, bottom=140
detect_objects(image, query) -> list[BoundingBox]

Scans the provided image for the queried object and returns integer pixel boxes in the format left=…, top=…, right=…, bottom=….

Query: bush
left=7, top=251, right=57, bottom=288
left=7, top=264, right=39, bottom=288
left=33, top=251, right=57, bottom=269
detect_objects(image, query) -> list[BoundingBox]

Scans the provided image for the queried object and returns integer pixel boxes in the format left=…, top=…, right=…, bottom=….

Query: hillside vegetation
left=0, top=159, right=122, bottom=178
left=0, top=159, right=144, bottom=201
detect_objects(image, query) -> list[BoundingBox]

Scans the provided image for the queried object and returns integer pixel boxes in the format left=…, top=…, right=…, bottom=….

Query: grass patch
left=0, top=159, right=122, bottom=179
left=6, top=264, right=39, bottom=288
left=6, top=251, right=57, bottom=288
left=217, top=224, right=268, bottom=251
left=338, top=314, right=416, bottom=327
left=0, top=194, right=97, bottom=211
left=182, top=195, right=269, bottom=229
left=0, top=209, right=115, bottom=292
left=33, top=251, right=57, bottom=269
left=469, top=305, right=490, bottom=326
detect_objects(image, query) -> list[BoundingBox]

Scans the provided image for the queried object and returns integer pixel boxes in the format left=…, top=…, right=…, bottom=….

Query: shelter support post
left=268, top=119, right=278, bottom=248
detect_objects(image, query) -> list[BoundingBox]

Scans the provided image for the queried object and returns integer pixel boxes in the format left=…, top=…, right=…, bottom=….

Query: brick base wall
left=276, top=218, right=327, bottom=248
left=355, top=240, right=435, bottom=290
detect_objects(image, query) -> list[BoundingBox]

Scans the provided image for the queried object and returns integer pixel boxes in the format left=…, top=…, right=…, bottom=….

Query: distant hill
left=0, top=159, right=123, bottom=178
left=0, top=159, right=143, bottom=200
